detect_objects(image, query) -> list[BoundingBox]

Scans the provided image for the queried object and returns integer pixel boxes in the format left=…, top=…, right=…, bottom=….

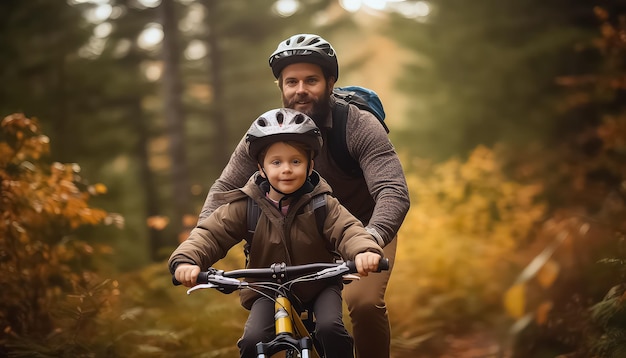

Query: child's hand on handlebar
left=354, top=252, right=382, bottom=276
left=174, top=264, right=201, bottom=287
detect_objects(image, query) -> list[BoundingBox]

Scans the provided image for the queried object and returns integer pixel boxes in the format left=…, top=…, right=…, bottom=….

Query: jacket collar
left=214, top=170, right=332, bottom=211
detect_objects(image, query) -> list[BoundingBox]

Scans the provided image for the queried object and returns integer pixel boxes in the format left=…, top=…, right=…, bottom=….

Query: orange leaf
left=537, top=260, right=560, bottom=288
left=535, top=301, right=553, bottom=325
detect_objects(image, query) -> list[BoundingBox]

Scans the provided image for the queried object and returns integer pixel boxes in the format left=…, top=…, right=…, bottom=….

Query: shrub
left=0, top=113, right=119, bottom=356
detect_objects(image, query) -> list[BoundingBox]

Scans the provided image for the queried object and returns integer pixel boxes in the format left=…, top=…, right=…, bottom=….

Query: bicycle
left=173, top=258, right=389, bottom=358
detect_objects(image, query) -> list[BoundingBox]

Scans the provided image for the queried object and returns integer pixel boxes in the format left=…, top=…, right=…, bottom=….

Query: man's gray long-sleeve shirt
left=198, top=101, right=410, bottom=247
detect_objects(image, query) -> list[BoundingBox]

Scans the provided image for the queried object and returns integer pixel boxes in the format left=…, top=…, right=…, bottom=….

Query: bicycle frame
left=256, top=294, right=319, bottom=357
left=180, top=259, right=389, bottom=358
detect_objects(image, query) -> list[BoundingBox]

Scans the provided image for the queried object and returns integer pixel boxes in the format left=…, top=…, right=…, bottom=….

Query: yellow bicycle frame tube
left=274, top=295, right=321, bottom=357
left=274, top=296, right=293, bottom=335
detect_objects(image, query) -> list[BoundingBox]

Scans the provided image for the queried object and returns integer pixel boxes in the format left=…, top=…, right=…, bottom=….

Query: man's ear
left=275, top=75, right=283, bottom=90
left=258, top=163, right=266, bottom=178
left=309, top=159, right=315, bottom=176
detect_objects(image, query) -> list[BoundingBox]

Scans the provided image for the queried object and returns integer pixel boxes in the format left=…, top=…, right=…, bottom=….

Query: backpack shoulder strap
left=311, top=193, right=327, bottom=236
left=329, top=100, right=362, bottom=177
left=246, top=196, right=260, bottom=243
left=312, top=193, right=343, bottom=259
left=244, top=196, right=260, bottom=263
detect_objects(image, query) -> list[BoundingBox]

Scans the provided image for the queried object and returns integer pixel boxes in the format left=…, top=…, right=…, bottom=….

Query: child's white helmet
left=246, top=108, right=323, bottom=161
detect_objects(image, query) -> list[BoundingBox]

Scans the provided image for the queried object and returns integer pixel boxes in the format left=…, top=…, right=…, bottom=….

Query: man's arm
left=348, top=108, right=410, bottom=246
left=198, top=135, right=258, bottom=221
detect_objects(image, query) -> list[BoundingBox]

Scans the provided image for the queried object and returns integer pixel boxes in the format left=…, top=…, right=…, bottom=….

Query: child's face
left=259, top=141, right=313, bottom=201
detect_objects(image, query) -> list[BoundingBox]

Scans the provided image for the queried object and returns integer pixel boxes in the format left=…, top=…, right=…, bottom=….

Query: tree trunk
left=203, top=0, right=230, bottom=168
left=130, top=101, right=164, bottom=261
left=160, top=0, right=190, bottom=244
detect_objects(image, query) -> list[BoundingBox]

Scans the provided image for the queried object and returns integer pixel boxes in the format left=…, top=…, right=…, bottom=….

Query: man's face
left=279, top=63, right=335, bottom=123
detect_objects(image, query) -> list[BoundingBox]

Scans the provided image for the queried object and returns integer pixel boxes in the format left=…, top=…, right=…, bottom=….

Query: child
left=168, top=108, right=384, bottom=358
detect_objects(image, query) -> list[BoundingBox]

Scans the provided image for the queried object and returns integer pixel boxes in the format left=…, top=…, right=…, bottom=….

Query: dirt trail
left=391, top=331, right=512, bottom=358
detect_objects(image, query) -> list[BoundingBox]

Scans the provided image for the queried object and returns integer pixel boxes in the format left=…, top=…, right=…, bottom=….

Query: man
left=198, top=33, right=410, bottom=357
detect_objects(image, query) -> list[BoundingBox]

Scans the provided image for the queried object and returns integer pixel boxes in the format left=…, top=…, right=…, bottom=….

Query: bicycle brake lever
left=342, top=274, right=360, bottom=282
left=188, top=276, right=245, bottom=295
left=316, top=264, right=350, bottom=279
left=187, top=283, right=218, bottom=295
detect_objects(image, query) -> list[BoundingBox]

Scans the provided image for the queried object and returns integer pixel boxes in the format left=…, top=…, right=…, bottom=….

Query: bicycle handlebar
left=172, top=258, right=389, bottom=287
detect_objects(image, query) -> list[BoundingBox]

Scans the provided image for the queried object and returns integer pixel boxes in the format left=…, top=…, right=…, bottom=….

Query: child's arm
left=354, top=252, right=383, bottom=276
left=168, top=199, right=247, bottom=277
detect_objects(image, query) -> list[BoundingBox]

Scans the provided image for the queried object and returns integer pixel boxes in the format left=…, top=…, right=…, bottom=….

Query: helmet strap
left=260, top=167, right=289, bottom=210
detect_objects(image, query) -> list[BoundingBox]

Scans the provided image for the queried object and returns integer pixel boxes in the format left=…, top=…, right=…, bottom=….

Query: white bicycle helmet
left=246, top=108, right=323, bottom=161
left=268, top=34, right=339, bottom=80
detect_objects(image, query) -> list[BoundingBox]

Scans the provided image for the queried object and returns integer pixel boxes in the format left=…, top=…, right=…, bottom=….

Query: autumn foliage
left=0, top=113, right=118, bottom=356
left=385, top=146, right=545, bottom=354
left=502, top=7, right=626, bottom=357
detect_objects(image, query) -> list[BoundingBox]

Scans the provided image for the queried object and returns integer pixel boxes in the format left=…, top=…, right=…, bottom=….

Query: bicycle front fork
left=255, top=296, right=315, bottom=358
left=255, top=335, right=313, bottom=357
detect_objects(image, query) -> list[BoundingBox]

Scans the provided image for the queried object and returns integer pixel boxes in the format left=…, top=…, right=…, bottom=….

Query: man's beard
left=283, top=88, right=331, bottom=125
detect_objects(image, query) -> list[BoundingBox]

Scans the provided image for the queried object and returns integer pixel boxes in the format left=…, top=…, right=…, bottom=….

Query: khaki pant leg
left=343, top=236, right=397, bottom=358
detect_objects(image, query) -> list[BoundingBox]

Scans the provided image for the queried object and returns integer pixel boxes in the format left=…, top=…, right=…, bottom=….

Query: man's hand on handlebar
left=175, top=263, right=201, bottom=287
left=354, top=252, right=382, bottom=277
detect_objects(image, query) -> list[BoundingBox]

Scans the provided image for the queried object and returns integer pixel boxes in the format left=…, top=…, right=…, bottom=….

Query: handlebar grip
left=197, top=271, right=210, bottom=284
left=172, top=276, right=181, bottom=286
left=346, top=257, right=390, bottom=273
left=378, top=257, right=390, bottom=271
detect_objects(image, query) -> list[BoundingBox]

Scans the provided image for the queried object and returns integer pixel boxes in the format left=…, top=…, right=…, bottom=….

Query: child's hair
left=257, top=140, right=315, bottom=164
left=245, top=108, right=322, bottom=163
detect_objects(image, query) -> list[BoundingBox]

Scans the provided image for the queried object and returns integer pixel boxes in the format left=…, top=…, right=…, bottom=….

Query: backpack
left=244, top=194, right=328, bottom=263
left=330, top=86, right=389, bottom=177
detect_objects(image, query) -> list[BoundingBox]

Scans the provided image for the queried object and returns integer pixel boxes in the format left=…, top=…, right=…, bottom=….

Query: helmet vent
left=276, top=112, right=284, bottom=125
left=294, top=114, right=305, bottom=124
left=257, top=118, right=268, bottom=127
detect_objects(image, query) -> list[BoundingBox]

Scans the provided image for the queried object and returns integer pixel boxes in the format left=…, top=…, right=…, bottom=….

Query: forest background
left=2, top=0, right=626, bottom=357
